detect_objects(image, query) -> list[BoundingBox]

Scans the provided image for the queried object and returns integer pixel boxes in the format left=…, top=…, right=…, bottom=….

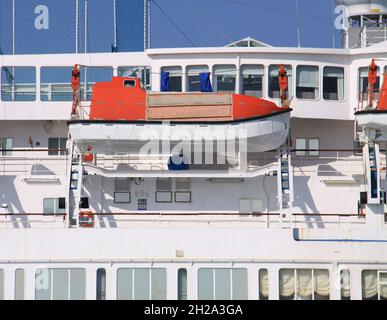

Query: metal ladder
left=277, top=135, right=294, bottom=221
left=363, top=142, right=382, bottom=204
left=66, top=141, right=84, bottom=227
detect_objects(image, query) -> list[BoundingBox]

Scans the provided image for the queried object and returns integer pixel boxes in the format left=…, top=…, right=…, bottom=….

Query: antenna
left=296, top=0, right=301, bottom=47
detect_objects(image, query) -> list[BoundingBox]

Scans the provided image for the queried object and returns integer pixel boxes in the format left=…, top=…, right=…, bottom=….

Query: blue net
left=0, top=0, right=147, bottom=55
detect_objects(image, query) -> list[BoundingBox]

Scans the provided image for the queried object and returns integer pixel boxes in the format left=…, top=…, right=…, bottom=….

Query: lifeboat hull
left=68, top=109, right=291, bottom=154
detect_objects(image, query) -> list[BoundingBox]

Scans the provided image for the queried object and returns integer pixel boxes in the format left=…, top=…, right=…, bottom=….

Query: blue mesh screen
left=0, top=0, right=146, bottom=54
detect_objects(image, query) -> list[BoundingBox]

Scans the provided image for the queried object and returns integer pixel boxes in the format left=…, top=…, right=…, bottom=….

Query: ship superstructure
left=1, top=0, right=387, bottom=300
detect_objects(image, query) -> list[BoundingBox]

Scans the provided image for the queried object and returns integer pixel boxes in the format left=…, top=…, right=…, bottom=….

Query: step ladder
left=66, top=141, right=84, bottom=227
left=363, top=142, right=382, bottom=204
left=277, top=136, right=294, bottom=226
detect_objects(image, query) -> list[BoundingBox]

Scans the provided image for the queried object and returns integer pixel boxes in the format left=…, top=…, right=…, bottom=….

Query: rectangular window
left=97, top=268, right=106, bottom=300
left=178, top=269, right=188, bottom=300
left=0, top=269, right=4, bottom=300
left=279, top=269, right=330, bottom=300
left=161, top=66, right=182, bottom=92
left=15, top=269, right=25, bottom=300
left=186, top=65, right=209, bottom=92
left=269, top=65, right=293, bottom=99
left=114, top=178, right=131, bottom=203
left=295, top=138, right=320, bottom=157
left=116, top=268, right=167, bottom=300
left=340, top=269, right=350, bottom=300
left=40, top=67, right=73, bottom=101
left=259, top=269, right=269, bottom=300
left=213, top=65, right=236, bottom=93
left=198, top=268, right=247, bottom=300
left=241, top=65, right=264, bottom=98
left=43, top=198, right=66, bottom=214
left=323, top=67, right=344, bottom=101
left=359, top=67, right=380, bottom=101
left=35, top=268, right=86, bottom=300
left=1, top=66, right=36, bottom=101
left=362, top=270, right=387, bottom=300
left=156, top=178, right=173, bottom=203
left=118, top=66, right=151, bottom=90
left=296, top=65, right=319, bottom=100
left=175, top=178, right=191, bottom=203
left=48, top=138, right=67, bottom=156
left=0, top=137, right=13, bottom=156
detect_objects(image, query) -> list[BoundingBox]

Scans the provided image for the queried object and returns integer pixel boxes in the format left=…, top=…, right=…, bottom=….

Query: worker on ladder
left=71, top=64, right=81, bottom=118
left=368, top=59, right=378, bottom=110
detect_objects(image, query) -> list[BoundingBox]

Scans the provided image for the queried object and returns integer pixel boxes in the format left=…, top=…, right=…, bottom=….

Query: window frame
left=48, top=137, right=67, bottom=156
left=160, top=66, right=183, bottom=92
left=322, top=66, right=345, bottom=102
left=278, top=268, right=330, bottom=300
left=296, top=65, right=320, bottom=101
left=295, top=138, right=320, bottom=157
left=212, top=64, right=237, bottom=93
left=240, top=64, right=264, bottom=98
left=43, top=197, right=66, bottom=215
left=1, top=66, right=37, bottom=102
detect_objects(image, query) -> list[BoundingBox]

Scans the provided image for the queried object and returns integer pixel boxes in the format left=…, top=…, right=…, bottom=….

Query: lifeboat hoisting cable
left=278, top=64, right=290, bottom=108
left=368, top=59, right=378, bottom=109
left=71, top=64, right=81, bottom=117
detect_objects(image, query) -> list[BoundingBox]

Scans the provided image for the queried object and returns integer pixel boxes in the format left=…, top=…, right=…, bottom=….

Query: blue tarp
left=199, top=72, right=213, bottom=92
left=161, top=72, right=171, bottom=92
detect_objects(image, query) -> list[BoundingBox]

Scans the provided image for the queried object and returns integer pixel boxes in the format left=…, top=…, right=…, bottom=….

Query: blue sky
left=0, top=0, right=341, bottom=54
left=151, top=0, right=341, bottom=48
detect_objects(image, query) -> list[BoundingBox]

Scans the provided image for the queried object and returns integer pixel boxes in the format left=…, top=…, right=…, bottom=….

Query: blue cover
left=168, top=156, right=189, bottom=171
left=161, top=72, right=171, bottom=92
left=199, top=72, right=213, bottom=92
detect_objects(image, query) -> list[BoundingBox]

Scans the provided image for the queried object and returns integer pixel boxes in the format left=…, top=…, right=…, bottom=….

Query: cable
left=151, top=0, right=197, bottom=47
left=184, top=0, right=237, bottom=46
left=222, top=0, right=333, bottom=21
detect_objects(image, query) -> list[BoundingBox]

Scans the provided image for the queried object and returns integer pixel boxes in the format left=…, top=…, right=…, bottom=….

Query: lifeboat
left=68, top=74, right=292, bottom=154
left=356, top=60, right=387, bottom=140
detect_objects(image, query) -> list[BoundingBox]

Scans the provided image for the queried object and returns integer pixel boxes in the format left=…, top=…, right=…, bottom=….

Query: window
left=269, top=65, right=293, bottom=99
left=0, top=137, right=12, bottom=156
left=340, top=269, right=350, bottom=300
left=117, top=268, right=167, bottom=300
left=123, top=80, right=136, bottom=87
left=118, top=66, right=151, bottom=90
left=213, top=65, right=236, bottom=93
left=40, top=67, right=73, bottom=101
left=43, top=198, right=66, bottom=214
left=1, top=66, right=36, bottom=101
left=114, top=178, right=131, bottom=203
left=48, top=138, right=67, bottom=156
left=198, top=268, right=247, bottom=300
left=323, top=67, right=344, bottom=101
left=279, top=269, right=330, bottom=300
left=259, top=269, right=269, bottom=300
left=296, top=66, right=319, bottom=99
left=15, top=269, right=25, bottom=300
left=359, top=66, right=380, bottom=101
left=35, top=268, right=86, bottom=300
left=295, top=138, right=320, bottom=157
left=161, top=66, right=182, bottom=92
left=0, top=269, right=4, bottom=300
left=362, top=270, right=387, bottom=300
left=187, top=65, right=209, bottom=92
left=156, top=178, right=173, bottom=203
left=96, top=268, right=106, bottom=300
left=241, top=65, right=264, bottom=98
left=178, top=268, right=188, bottom=300
left=174, top=178, right=191, bottom=203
